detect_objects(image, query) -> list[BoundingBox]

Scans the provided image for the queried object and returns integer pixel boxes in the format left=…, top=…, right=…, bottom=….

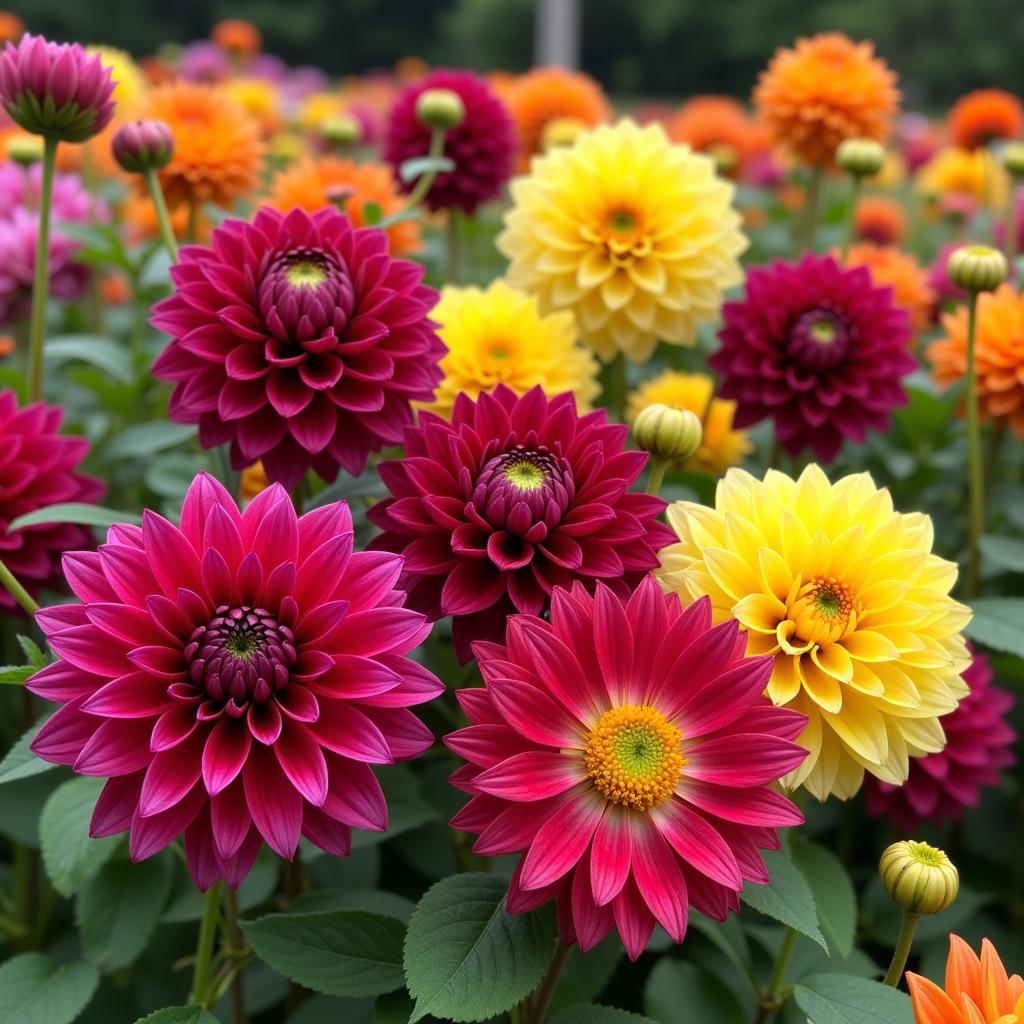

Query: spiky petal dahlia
left=27, top=473, right=442, bottom=890
left=151, top=206, right=444, bottom=489
left=711, top=255, right=916, bottom=463
left=446, top=578, right=806, bottom=960
left=498, top=120, right=747, bottom=364
left=753, top=33, right=899, bottom=167
left=950, top=89, right=1024, bottom=151
left=865, top=650, right=1015, bottom=830
left=0, top=390, right=103, bottom=614
left=368, top=385, right=673, bottom=662
left=383, top=69, right=516, bottom=216
left=657, top=464, right=972, bottom=801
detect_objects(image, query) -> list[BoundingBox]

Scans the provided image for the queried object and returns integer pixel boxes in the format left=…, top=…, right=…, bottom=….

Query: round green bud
left=835, top=138, right=886, bottom=178
left=633, top=404, right=703, bottom=463
left=320, top=114, right=361, bottom=147
left=948, top=244, right=1008, bottom=293
left=5, top=134, right=43, bottom=166
left=415, top=88, right=465, bottom=131
left=879, top=840, right=959, bottom=916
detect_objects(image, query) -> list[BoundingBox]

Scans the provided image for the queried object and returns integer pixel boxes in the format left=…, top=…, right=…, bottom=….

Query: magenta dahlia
left=0, top=389, right=103, bottom=614
left=446, top=578, right=807, bottom=960
left=150, top=206, right=444, bottom=489
left=865, top=650, right=1016, bottom=830
left=711, top=254, right=916, bottom=462
left=368, top=385, right=673, bottom=662
left=383, top=68, right=516, bottom=215
left=27, top=472, right=442, bottom=889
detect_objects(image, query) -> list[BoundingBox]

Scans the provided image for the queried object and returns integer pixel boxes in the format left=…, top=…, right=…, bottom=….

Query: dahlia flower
left=712, top=254, right=915, bottom=463
left=87, top=45, right=146, bottom=119
left=28, top=473, right=442, bottom=889
left=668, top=96, right=760, bottom=176
left=657, top=464, right=972, bottom=801
left=368, top=385, right=673, bottom=662
left=424, top=280, right=601, bottom=419
left=950, top=89, right=1024, bottom=151
left=866, top=649, right=1015, bottom=830
left=854, top=196, right=907, bottom=247
left=917, top=147, right=1008, bottom=211
left=0, top=389, right=104, bottom=613
left=498, top=119, right=746, bottom=364
left=383, top=69, right=516, bottom=215
left=446, top=577, right=806, bottom=960
left=842, top=242, right=935, bottom=335
left=178, top=42, right=230, bottom=84
left=151, top=206, right=444, bottom=489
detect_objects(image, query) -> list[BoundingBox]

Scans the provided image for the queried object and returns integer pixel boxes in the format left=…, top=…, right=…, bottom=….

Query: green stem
left=400, top=126, right=447, bottom=213
left=144, top=166, right=179, bottom=262
left=964, top=292, right=984, bottom=597
left=755, top=926, right=798, bottom=1022
left=841, top=178, right=861, bottom=262
left=647, top=458, right=669, bottom=496
left=1005, top=181, right=1019, bottom=269
left=883, top=911, right=920, bottom=987
left=798, top=165, right=824, bottom=255
left=26, top=136, right=58, bottom=402
left=189, top=882, right=223, bottom=1007
left=224, top=887, right=246, bottom=1024
left=0, top=557, right=40, bottom=616
left=526, top=940, right=571, bottom=1024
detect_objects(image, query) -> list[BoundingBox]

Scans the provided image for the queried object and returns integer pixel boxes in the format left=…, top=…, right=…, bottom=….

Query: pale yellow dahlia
left=423, top=280, right=601, bottom=419
left=496, top=119, right=747, bottom=364
left=657, top=464, right=971, bottom=801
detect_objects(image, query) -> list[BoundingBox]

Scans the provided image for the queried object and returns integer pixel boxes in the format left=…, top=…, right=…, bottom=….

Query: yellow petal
left=812, top=642, right=854, bottom=684
left=799, top=654, right=844, bottom=714
left=841, top=630, right=901, bottom=662
left=732, top=592, right=785, bottom=634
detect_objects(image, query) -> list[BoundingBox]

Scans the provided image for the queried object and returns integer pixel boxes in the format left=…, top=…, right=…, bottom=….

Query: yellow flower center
left=583, top=705, right=684, bottom=811
left=503, top=458, right=546, bottom=491
left=788, top=576, right=861, bottom=646
left=809, top=318, right=838, bottom=344
left=580, top=203, right=654, bottom=267
left=285, top=259, right=328, bottom=288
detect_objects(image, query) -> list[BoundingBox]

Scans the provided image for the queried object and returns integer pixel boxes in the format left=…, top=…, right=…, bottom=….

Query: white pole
left=535, top=0, right=580, bottom=69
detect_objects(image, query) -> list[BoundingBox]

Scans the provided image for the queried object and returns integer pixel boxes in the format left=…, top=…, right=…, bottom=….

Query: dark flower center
left=473, top=446, right=575, bottom=532
left=787, top=307, right=853, bottom=370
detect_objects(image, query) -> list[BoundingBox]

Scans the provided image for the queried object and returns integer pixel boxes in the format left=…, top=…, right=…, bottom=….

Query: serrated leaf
left=39, top=777, right=120, bottom=896
left=290, top=887, right=416, bottom=922
left=644, top=960, right=747, bottom=1024
left=44, top=335, right=135, bottom=384
left=133, top=1009, right=219, bottom=1024
left=16, top=635, right=47, bottom=669
left=980, top=535, right=1024, bottom=572
left=0, top=953, right=99, bottom=1024
left=242, top=910, right=406, bottom=998
left=0, top=716, right=54, bottom=785
left=8, top=503, right=142, bottom=532
left=966, top=598, right=1024, bottom=656
left=791, top=841, right=857, bottom=958
left=794, top=974, right=913, bottom=1024
left=398, top=155, right=455, bottom=183
left=0, top=664, right=35, bottom=684
left=102, top=421, right=196, bottom=461
left=403, top=871, right=557, bottom=1023
left=550, top=1006, right=659, bottom=1024
left=742, top=847, right=828, bottom=953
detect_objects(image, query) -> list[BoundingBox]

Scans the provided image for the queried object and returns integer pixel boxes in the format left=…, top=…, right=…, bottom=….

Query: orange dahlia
left=754, top=32, right=899, bottom=167
left=929, top=282, right=1024, bottom=437
left=669, top=95, right=757, bottom=176
left=950, top=89, right=1024, bottom=151
left=142, top=81, right=264, bottom=211
left=843, top=242, right=934, bottom=335
left=0, top=12, right=23, bottom=45
left=854, top=195, right=907, bottom=246
left=506, top=67, right=611, bottom=169
left=266, top=156, right=421, bottom=256
left=211, top=18, right=262, bottom=61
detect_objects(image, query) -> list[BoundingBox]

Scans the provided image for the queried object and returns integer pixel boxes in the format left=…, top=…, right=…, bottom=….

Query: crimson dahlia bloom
left=151, top=207, right=444, bottom=489
left=446, top=578, right=807, bottom=959
left=712, top=254, right=916, bottom=462
left=0, top=390, right=103, bottom=613
left=865, top=650, right=1016, bottom=830
left=384, top=69, right=516, bottom=215
left=368, top=385, right=673, bottom=661
left=28, top=473, right=442, bottom=889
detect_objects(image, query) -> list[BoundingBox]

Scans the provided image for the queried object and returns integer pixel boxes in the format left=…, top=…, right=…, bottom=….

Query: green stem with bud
left=401, top=126, right=447, bottom=214
left=647, top=458, right=669, bottom=496
left=0, top=557, right=39, bottom=617
left=964, top=292, right=984, bottom=597
left=144, top=166, right=179, bottom=262
left=841, top=178, right=861, bottom=262
left=883, top=911, right=920, bottom=987
left=797, top=165, right=824, bottom=255
left=26, top=136, right=58, bottom=402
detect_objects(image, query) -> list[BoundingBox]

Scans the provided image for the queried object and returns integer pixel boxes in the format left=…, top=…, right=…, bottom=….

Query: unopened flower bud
left=112, top=119, right=174, bottom=173
left=5, top=133, right=42, bottom=165
left=415, top=88, right=465, bottom=130
left=836, top=138, right=886, bottom=179
left=320, top=114, right=361, bottom=148
left=1004, top=142, right=1024, bottom=179
left=879, top=840, right=959, bottom=916
left=633, top=404, right=703, bottom=463
left=541, top=116, right=585, bottom=150
left=948, top=245, right=1008, bottom=293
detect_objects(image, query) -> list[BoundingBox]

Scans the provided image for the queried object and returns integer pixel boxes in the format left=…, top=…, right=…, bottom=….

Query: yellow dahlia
left=497, top=119, right=747, bottom=364
left=917, top=147, right=1008, bottom=211
left=626, top=370, right=752, bottom=475
left=423, top=280, right=600, bottom=419
left=223, top=77, right=282, bottom=135
left=88, top=45, right=147, bottom=116
left=657, top=464, right=971, bottom=801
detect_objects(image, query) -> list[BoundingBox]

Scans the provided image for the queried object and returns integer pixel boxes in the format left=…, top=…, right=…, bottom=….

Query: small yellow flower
left=657, top=464, right=971, bottom=801
left=423, top=280, right=600, bottom=419
left=224, top=77, right=282, bottom=135
left=88, top=46, right=147, bottom=117
left=917, top=147, right=1008, bottom=210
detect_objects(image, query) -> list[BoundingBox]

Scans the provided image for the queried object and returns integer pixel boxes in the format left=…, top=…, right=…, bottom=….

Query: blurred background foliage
left=10, top=0, right=1024, bottom=107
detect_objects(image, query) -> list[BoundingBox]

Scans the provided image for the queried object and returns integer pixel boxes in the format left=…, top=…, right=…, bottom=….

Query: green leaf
left=39, top=777, right=120, bottom=897
left=290, top=887, right=416, bottom=922
left=0, top=664, right=35, bottom=684
left=373, top=990, right=415, bottom=1024
left=0, top=716, right=54, bottom=785
left=161, top=854, right=277, bottom=922
left=552, top=936, right=622, bottom=1011
left=102, top=421, right=196, bottom=461
left=242, top=910, right=406, bottom=998
left=794, top=974, right=913, bottom=1024
left=7, top=503, right=142, bottom=532
left=44, top=335, right=134, bottom=385
left=742, top=847, right=828, bottom=953
left=689, top=910, right=756, bottom=989
left=77, top=854, right=174, bottom=971
left=550, top=1006, right=659, bottom=1024
left=0, top=953, right=99, bottom=1024
left=791, top=841, right=857, bottom=958
left=964, top=598, right=1024, bottom=656
left=399, top=154, right=455, bottom=183
left=644, top=960, right=747, bottom=1024
left=980, top=535, right=1024, bottom=572
left=133, top=1009, right=220, bottom=1024
left=403, top=871, right=557, bottom=1023
left=16, top=635, right=47, bottom=669
left=362, top=200, right=383, bottom=225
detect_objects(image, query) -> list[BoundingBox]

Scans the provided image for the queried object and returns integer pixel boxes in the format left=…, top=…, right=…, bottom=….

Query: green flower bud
left=1003, top=142, right=1024, bottom=179
left=320, top=114, right=361, bottom=148
left=415, top=88, right=465, bottom=130
left=5, top=134, right=42, bottom=165
left=948, top=245, right=1008, bottom=293
left=633, top=404, right=703, bottom=463
left=879, top=840, right=959, bottom=916
left=836, top=138, right=886, bottom=178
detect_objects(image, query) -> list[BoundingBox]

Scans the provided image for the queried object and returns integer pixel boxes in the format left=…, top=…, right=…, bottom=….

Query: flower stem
left=224, top=887, right=246, bottom=1024
left=189, top=882, right=223, bottom=1008
left=798, top=165, right=823, bottom=255
left=525, top=939, right=571, bottom=1024
left=144, top=166, right=179, bottom=262
left=964, top=292, right=985, bottom=597
left=755, top=926, right=798, bottom=1022
left=1005, top=184, right=1019, bottom=269
left=26, top=136, right=58, bottom=403
left=841, top=178, right=861, bottom=263
left=393, top=126, right=447, bottom=218
left=883, top=911, right=920, bottom=987
left=0, top=557, right=39, bottom=616
left=647, top=457, right=669, bottom=496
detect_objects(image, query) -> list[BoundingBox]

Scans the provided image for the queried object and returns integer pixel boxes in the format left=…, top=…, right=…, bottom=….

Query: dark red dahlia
left=383, top=68, right=516, bottom=215
left=28, top=473, right=443, bottom=890
left=865, top=649, right=1016, bottom=830
left=0, top=389, right=103, bottom=614
left=150, top=206, right=444, bottom=489
left=368, top=385, right=674, bottom=662
left=711, top=254, right=916, bottom=462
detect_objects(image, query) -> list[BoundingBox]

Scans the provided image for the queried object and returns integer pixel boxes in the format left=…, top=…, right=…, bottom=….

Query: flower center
left=789, top=576, right=861, bottom=645
left=581, top=203, right=653, bottom=266
left=584, top=705, right=684, bottom=811
left=906, top=840, right=946, bottom=867
left=284, top=257, right=329, bottom=288
left=503, top=457, right=547, bottom=491
left=787, top=307, right=853, bottom=370
left=608, top=208, right=636, bottom=233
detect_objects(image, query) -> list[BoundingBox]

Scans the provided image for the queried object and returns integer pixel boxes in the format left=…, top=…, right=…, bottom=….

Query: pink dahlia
left=0, top=34, right=116, bottom=142
left=368, top=385, right=673, bottom=662
left=0, top=389, right=104, bottom=614
left=865, top=650, right=1016, bottom=830
left=383, top=68, right=516, bottom=215
left=711, top=254, right=916, bottom=462
left=446, top=578, right=807, bottom=960
left=150, top=206, right=444, bottom=489
left=27, top=472, right=442, bottom=890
